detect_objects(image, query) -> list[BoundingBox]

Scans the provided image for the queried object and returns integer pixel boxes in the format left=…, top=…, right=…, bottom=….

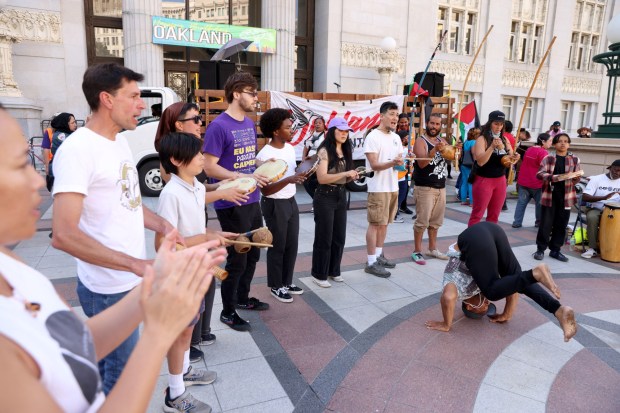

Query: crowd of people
left=1, top=62, right=616, bottom=412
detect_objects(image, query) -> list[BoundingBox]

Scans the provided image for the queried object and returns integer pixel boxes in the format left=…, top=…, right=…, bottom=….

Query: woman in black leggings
left=457, top=222, right=577, bottom=342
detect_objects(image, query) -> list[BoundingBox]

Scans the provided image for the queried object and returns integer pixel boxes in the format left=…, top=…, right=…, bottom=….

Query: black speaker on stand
left=406, top=72, right=445, bottom=97
left=199, top=61, right=237, bottom=89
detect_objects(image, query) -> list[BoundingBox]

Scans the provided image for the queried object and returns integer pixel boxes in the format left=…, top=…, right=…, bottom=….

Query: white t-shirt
left=0, top=252, right=105, bottom=412
left=583, top=173, right=620, bottom=210
left=363, top=129, right=401, bottom=193
left=157, top=174, right=206, bottom=237
left=304, top=132, right=325, bottom=157
left=256, top=143, right=297, bottom=199
left=52, top=128, right=144, bottom=294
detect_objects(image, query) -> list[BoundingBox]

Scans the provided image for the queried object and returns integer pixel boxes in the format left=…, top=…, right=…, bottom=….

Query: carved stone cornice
left=341, top=42, right=405, bottom=73
left=0, top=7, right=62, bottom=43
left=502, top=68, right=547, bottom=90
left=0, top=7, right=62, bottom=97
left=429, top=59, right=484, bottom=84
left=562, top=76, right=601, bottom=96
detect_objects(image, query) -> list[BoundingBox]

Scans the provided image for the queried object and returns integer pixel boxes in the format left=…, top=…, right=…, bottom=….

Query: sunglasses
left=178, top=115, right=202, bottom=125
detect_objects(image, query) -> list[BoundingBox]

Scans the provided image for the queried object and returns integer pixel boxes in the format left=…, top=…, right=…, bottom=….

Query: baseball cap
left=329, top=117, right=353, bottom=131
left=552, top=121, right=561, bottom=126
left=488, top=110, right=505, bottom=123
left=608, top=159, right=620, bottom=169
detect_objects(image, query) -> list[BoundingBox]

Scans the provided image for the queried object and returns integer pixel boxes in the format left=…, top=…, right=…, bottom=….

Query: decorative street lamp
left=593, top=13, right=620, bottom=138
left=377, top=36, right=401, bottom=95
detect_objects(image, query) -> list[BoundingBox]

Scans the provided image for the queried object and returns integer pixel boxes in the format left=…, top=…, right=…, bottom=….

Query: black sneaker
left=286, top=284, right=304, bottom=295
left=398, top=207, right=414, bottom=215
left=549, top=251, right=569, bottom=262
left=533, top=250, right=544, bottom=260
left=271, top=287, right=293, bottom=303
left=512, top=223, right=522, bottom=228
left=201, top=333, right=216, bottom=346
left=189, top=346, right=204, bottom=363
left=236, top=297, right=270, bottom=311
left=220, top=311, right=251, bottom=331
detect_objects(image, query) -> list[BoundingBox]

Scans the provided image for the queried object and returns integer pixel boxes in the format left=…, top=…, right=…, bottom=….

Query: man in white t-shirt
left=580, top=159, right=620, bottom=258
left=51, top=63, right=180, bottom=394
left=363, top=101, right=404, bottom=278
left=256, top=108, right=308, bottom=302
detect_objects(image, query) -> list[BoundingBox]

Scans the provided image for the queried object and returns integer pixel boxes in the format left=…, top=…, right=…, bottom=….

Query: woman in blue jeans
left=512, top=133, right=552, bottom=228
left=459, top=128, right=480, bottom=206
left=311, top=118, right=359, bottom=288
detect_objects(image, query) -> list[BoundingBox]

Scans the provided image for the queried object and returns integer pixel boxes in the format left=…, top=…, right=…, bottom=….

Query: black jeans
left=303, top=174, right=319, bottom=199
left=458, top=222, right=561, bottom=314
left=191, top=280, right=216, bottom=345
left=536, top=202, right=571, bottom=253
left=215, top=202, right=263, bottom=314
left=311, top=185, right=348, bottom=280
left=261, top=196, right=299, bottom=289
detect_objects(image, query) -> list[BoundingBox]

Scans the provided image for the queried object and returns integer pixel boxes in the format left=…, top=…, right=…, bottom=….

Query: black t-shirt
left=552, top=155, right=566, bottom=200
left=412, top=137, right=447, bottom=188
left=476, top=136, right=508, bottom=178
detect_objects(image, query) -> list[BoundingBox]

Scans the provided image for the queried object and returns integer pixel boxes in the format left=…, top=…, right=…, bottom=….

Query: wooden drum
left=254, top=159, right=288, bottom=183
left=600, top=202, right=620, bottom=263
left=216, top=177, right=257, bottom=193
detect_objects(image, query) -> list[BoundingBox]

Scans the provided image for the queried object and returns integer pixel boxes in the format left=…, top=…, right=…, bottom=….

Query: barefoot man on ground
left=426, top=222, right=577, bottom=342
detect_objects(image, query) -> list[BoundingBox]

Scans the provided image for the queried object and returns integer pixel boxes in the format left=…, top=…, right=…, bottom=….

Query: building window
left=294, top=0, right=314, bottom=91
left=560, top=101, right=570, bottom=128
left=437, top=2, right=479, bottom=56
left=92, top=0, right=122, bottom=18
left=502, top=96, right=514, bottom=121
left=569, top=0, right=605, bottom=71
left=507, top=0, right=547, bottom=64
left=577, top=103, right=590, bottom=128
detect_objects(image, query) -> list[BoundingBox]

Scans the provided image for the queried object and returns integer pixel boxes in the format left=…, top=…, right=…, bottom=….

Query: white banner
left=269, top=91, right=405, bottom=161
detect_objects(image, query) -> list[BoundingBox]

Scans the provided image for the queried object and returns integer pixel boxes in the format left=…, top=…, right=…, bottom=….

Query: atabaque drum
left=599, top=202, right=620, bottom=263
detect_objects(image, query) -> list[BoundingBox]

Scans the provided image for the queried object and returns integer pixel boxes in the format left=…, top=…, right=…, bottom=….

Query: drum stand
left=571, top=192, right=587, bottom=253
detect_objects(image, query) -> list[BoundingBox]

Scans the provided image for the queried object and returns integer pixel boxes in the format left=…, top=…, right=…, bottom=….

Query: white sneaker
left=329, top=275, right=344, bottom=282
left=427, top=249, right=449, bottom=260
left=312, top=277, right=331, bottom=288
left=581, top=248, right=597, bottom=259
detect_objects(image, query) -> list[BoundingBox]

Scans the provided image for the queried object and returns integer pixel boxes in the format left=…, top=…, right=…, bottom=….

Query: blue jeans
left=512, top=185, right=542, bottom=227
left=459, top=166, right=473, bottom=205
left=77, top=278, right=139, bottom=395
left=397, top=180, right=409, bottom=213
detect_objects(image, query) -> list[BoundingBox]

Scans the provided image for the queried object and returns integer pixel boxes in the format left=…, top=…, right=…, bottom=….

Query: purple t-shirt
left=202, top=112, right=260, bottom=209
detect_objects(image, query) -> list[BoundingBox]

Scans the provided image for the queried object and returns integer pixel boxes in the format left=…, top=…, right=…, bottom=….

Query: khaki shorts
left=414, top=186, right=446, bottom=230
left=367, top=191, right=399, bottom=225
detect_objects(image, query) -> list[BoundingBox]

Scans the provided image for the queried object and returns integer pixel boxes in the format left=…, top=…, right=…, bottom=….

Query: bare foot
left=555, top=306, right=577, bottom=342
left=533, top=264, right=561, bottom=299
left=425, top=320, right=451, bottom=332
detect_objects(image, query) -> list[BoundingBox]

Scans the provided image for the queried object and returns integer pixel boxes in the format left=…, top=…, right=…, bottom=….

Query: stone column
left=0, top=35, right=20, bottom=96
left=260, top=0, right=295, bottom=91
left=122, top=0, right=164, bottom=87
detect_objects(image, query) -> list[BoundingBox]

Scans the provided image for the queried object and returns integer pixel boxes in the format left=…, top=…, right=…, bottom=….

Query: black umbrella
left=211, top=38, right=253, bottom=62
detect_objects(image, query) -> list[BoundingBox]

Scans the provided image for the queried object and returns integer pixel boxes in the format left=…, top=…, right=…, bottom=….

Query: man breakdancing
left=426, top=222, right=577, bottom=342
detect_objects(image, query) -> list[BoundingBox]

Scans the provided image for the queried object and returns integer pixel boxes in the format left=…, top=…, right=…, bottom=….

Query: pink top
left=517, top=145, right=548, bottom=189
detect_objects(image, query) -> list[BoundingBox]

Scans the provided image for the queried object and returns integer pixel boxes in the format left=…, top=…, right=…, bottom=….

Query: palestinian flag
left=454, top=101, right=480, bottom=142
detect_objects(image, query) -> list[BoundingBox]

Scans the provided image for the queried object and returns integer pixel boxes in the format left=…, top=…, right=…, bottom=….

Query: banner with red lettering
left=269, top=91, right=405, bottom=160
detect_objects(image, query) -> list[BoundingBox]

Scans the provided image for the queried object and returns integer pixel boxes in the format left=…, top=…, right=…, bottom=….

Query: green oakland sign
left=152, top=16, right=276, bottom=53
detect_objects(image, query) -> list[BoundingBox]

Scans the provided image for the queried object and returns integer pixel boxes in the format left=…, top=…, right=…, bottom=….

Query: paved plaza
left=18, top=182, right=620, bottom=413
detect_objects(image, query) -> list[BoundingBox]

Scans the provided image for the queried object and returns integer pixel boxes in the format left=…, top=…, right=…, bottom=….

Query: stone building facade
left=1, top=0, right=618, bottom=137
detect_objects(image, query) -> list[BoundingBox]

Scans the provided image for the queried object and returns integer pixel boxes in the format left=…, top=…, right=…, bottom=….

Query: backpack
left=462, top=147, right=474, bottom=167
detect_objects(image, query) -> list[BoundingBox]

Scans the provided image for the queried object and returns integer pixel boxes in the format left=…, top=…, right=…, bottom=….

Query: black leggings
left=458, top=222, right=561, bottom=314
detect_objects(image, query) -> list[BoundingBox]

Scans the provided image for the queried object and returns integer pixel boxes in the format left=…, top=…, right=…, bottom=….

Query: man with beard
left=203, top=72, right=271, bottom=331
left=410, top=113, right=449, bottom=265
left=547, top=121, right=564, bottom=138
left=363, top=101, right=404, bottom=278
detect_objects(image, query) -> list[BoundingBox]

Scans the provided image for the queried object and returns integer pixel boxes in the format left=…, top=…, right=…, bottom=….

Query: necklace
left=0, top=276, right=41, bottom=318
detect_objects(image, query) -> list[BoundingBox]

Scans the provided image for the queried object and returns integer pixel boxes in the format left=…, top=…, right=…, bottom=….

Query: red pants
left=468, top=176, right=506, bottom=226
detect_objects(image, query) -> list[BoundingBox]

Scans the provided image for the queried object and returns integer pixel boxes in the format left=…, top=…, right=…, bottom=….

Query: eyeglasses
left=241, top=91, right=259, bottom=98
left=178, top=115, right=202, bottom=125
